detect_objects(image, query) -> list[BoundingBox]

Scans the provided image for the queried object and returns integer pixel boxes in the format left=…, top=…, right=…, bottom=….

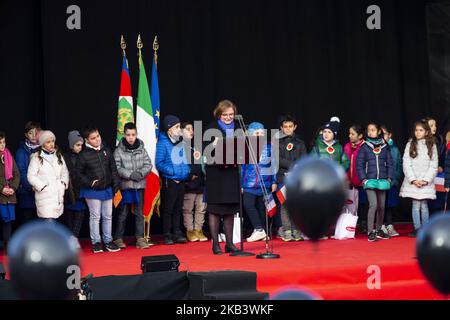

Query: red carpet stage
left=0, top=224, right=445, bottom=300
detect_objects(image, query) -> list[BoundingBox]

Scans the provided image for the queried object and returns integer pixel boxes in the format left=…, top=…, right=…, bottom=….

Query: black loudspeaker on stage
left=141, top=255, right=180, bottom=273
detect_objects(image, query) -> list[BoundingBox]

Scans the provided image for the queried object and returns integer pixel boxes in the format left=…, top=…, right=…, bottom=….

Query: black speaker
left=188, top=271, right=269, bottom=300
left=141, top=255, right=180, bottom=273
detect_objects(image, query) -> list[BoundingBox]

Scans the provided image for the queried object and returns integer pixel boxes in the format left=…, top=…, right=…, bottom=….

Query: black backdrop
left=0, top=0, right=448, bottom=228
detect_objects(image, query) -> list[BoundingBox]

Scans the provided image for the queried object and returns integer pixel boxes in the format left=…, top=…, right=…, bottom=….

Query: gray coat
left=114, top=139, right=153, bottom=190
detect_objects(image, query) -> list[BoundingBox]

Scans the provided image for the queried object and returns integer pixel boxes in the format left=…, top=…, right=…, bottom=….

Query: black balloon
left=416, top=213, right=450, bottom=295
left=285, top=157, right=347, bottom=241
left=7, top=221, right=80, bottom=300
left=270, top=286, right=322, bottom=300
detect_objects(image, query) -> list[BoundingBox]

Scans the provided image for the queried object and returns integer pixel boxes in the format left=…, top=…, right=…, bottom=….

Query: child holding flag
left=241, top=122, right=277, bottom=242
left=277, top=115, right=307, bottom=241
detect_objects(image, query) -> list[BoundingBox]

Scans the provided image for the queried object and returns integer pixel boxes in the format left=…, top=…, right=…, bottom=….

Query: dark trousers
left=65, top=210, right=85, bottom=238
left=115, top=189, right=145, bottom=239
left=2, top=221, right=12, bottom=244
left=22, top=208, right=36, bottom=222
left=243, top=192, right=266, bottom=230
left=161, top=178, right=185, bottom=236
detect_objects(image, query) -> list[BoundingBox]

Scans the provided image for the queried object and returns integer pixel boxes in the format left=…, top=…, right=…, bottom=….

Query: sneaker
left=71, top=236, right=81, bottom=249
left=246, top=229, right=267, bottom=242
left=281, top=230, right=294, bottom=242
left=376, top=228, right=391, bottom=240
left=195, top=229, right=208, bottom=242
left=408, top=229, right=418, bottom=237
left=164, top=234, right=175, bottom=245
left=186, top=230, right=199, bottom=242
left=368, top=231, right=377, bottom=242
left=292, top=230, right=304, bottom=241
left=276, top=227, right=284, bottom=239
left=174, top=233, right=187, bottom=244
left=386, top=224, right=400, bottom=237
left=113, top=238, right=127, bottom=249
left=105, top=242, right=121, bottom=252
left=319, top=236, right=329, bottom=240
left=136, top=237, right=150, bottom=249
left=302, top=233, right=310, bottom=241
left=92, top=242, right=104, bottom=253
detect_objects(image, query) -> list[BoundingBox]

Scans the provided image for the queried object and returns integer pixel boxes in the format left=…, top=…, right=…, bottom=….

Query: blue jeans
left=85, top=198, right=113, bottom=244
left=412, top=199, right=429, bottom=230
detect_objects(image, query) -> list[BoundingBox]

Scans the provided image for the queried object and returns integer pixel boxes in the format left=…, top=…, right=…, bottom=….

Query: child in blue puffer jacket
left=241, top=122, right=277, bottom=242
left=156, top=115, right=191, bottom=245
left=356, top=122, right=394, bottom=243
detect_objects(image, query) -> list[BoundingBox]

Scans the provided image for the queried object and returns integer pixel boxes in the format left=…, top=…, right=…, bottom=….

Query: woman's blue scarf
left=217, top=120, right=235, bottom=137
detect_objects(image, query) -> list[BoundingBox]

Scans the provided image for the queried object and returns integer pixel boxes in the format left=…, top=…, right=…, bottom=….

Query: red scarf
left=0, top=147, right=13, bottom=182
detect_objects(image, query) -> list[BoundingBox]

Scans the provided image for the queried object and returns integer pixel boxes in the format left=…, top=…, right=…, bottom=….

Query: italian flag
left=116, top=55, right=134, bottom=144
left=136, top=53, right=160, bottom=221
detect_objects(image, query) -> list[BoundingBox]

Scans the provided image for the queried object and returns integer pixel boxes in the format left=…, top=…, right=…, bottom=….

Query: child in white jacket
left=27, top=131, right=69, bottom=220
left=400, top=120, right=438, bottom=237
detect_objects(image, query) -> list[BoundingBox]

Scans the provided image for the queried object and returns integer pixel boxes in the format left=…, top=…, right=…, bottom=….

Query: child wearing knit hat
left=241, top=122, right=277, bottom=242
left=27, top=130, right=70, bottom=220
left=63, top=130, right=86, bottom=248
left=311, top=116, right=349, bottom=170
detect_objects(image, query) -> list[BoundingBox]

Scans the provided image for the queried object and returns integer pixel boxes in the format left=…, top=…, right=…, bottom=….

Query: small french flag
left=434, top=174, right=446, bottom=193
left=276, top=185, right=287, bottom=205
left=265, top=193, right=278, bottom=217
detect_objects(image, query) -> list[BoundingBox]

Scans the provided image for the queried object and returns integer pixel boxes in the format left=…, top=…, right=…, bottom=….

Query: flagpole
left=120, top=34, right=126, bottom=57
left=137, top=34, right=151, bottom=242
left=142, top=35, right=161, bottom=244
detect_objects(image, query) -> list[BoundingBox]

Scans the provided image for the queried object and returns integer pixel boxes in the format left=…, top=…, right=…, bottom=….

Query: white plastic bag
left=334, top=210, right=358, bottom=240
left=342, top=187, right=359, bottom=215
left=218, top=213, right=241, bottom=244
left=233, top=213, right=241, bottom=244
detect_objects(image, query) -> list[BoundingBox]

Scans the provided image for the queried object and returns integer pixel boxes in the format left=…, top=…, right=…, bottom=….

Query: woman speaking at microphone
left=204, top=100, right=241, bottom=255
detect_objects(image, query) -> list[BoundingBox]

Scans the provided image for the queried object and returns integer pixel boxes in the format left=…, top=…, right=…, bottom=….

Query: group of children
left=238, top=115, right=449, bottom=243
left=0, top=114, right=449, bottom=253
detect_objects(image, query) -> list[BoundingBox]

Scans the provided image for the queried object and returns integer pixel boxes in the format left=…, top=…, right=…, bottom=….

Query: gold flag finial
left=152, top=36, right=159, bottom=52
left=137, top=34, right=143, bottom=56
left=120, top=34, right=126, bottom=56
left=153, top=35, right=159, bottom=67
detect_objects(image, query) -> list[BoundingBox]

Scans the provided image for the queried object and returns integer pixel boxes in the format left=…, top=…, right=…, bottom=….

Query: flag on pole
left=276, top=185, right=287, bottom=205
left=116, top=53, right=133, bottom=145
left=135, top=38, right=160, bottom=222
left=151, top=40, right=161, bottom=137
left=264, top=193, right=277, bottom=217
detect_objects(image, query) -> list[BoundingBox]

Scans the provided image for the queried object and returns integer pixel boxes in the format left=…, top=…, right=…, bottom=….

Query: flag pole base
left=256, top=252, right=280, bottom=259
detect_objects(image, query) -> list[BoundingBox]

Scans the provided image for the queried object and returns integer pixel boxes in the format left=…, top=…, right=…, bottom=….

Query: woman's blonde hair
left=213, top=99, right=238, bottom=119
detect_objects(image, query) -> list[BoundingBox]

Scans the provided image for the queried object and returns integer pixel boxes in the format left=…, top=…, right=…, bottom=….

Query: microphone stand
left=228, top=114, right=254, bottom=257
